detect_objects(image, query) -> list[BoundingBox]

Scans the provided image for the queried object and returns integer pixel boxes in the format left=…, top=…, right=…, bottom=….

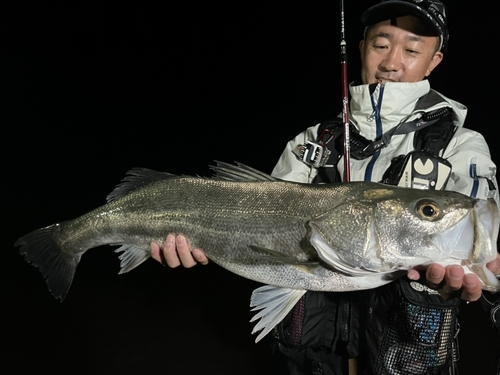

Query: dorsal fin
left=106, top=168, right=175, bottom=202
left=107, top=162, right=276, bottom=202
left=210, top=161, right=277, bottom=182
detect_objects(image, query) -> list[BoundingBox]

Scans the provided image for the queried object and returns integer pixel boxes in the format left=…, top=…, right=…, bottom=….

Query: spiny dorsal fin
left=107, top=168, right=175, bottom=202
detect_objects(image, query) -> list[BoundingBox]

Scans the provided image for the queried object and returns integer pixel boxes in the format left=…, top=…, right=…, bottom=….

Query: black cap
left=361, top=0, right=449, bottom=52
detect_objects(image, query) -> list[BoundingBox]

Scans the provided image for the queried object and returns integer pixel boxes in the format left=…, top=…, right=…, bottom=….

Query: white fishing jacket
left=272, top=80, right=499, bottom=204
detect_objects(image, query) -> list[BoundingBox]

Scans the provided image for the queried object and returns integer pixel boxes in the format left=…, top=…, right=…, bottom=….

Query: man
left=151, top=0, right=500, bottom=373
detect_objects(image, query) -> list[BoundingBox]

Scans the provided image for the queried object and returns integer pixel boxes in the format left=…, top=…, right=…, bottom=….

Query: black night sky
left=2, top=1, right=499, bottom=374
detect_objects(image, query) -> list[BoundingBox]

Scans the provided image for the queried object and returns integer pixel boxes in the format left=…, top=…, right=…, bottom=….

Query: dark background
left=2, top=1, right=499, bottom=374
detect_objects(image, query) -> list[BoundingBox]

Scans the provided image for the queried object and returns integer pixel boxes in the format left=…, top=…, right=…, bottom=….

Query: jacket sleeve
left=271, top=124, right=321, bottom=183
left=443, top=127, right=499, bottom=208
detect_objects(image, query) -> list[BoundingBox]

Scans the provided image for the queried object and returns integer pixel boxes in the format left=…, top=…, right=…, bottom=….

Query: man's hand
left=150, top=234, right=209, bottom=268
left=407, top=254, right=500, bottom=302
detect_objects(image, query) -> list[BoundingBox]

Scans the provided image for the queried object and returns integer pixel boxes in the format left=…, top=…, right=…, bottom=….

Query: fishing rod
left=340, top=0, right=351, bottom=182
left=299, top=1, right=352, bottom=181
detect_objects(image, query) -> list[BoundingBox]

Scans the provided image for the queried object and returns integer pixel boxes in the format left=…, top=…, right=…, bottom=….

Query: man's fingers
left=410, top=263, right=485, bottom=302
left=435, top=265, right=463, bottom=300
left=407, top=266, right=425, bottom=281
left=150, top=241, right=162, bottom=263
left=444, top=265, right=465, bottom=291
left=175, top=235, right=197, bottom=268
left=486, top=254, right=500, bottom=274
left=425, top=264, right=446, bottom=288
left=157, top=234, right=180, bottom=267
left=192, top=249, right=209, bottom=265
left=150, top=235, right=208, bottom=268
left=427, top=265, right=482, bottom=302
left=460, top=274, right=481, bottom=302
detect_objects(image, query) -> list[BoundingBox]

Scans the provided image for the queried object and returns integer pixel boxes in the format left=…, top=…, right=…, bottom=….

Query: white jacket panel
left=271, top=81, right=498, bottom=204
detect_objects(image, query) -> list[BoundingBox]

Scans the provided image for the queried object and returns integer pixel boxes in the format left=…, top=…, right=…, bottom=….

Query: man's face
left=359, top=15, right=443, bottom=84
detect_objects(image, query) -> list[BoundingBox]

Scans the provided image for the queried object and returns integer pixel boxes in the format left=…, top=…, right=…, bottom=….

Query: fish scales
left=29, top=175, right=361, bottom=291
left=120, top=178, right=366, bottom=291
left=15, top=162, right=500, bottom=342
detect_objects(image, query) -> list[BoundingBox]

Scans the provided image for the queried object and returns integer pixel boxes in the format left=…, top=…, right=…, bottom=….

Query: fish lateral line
left=248, top=245, right=319, bottom=265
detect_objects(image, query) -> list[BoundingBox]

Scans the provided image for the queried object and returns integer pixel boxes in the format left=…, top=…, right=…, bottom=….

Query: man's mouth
left=376, top=77, right=394, bottom=84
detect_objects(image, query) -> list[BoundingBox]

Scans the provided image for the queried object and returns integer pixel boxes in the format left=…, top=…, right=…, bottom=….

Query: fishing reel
left=299, top=141, right=332, bottom=168
left=299, top=121, right=343, bottom=168
left=299, top=121, right=377, bottom=168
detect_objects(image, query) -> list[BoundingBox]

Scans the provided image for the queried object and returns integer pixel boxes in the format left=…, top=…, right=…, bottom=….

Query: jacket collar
left=347, top=80, right=467, bottom=140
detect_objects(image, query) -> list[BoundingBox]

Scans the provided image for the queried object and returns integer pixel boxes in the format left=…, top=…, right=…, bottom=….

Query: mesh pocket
left=281, top=296, right=306, bottom=346
left=374, top=298, right=456, bottom=374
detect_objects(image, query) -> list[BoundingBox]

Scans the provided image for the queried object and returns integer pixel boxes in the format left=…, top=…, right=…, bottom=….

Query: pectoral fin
left=249, top=285, right=307, bottom=342
left=248, top=245, right=318, bottom=265
left=309, top=229, right=375, bottom=276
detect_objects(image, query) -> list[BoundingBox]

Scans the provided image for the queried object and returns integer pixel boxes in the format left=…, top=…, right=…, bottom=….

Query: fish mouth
left=472, top=198, right=500, bottom=262
left=467, top=198, right=500, bottom=291
left=433, top=198, right=500, bottom=291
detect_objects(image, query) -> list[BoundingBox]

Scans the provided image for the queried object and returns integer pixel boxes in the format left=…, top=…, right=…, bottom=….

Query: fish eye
left=416, top=201, right=440, bottom=221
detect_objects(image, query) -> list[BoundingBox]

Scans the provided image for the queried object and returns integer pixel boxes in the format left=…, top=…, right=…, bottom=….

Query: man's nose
left=380, top=47, right=402, bottom=71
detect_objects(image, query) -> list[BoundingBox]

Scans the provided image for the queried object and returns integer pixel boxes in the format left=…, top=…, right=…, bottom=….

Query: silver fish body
left=15, top=162, right=500, bottom=341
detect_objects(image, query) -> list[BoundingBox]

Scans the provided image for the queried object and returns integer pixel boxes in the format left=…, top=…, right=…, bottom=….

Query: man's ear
left=425, top=51, right=443, bottom=77
left=359, top=40, right=365, bottom=61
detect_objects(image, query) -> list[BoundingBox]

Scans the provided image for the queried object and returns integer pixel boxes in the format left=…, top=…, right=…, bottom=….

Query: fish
left=15, top=161, right=500, bottom=342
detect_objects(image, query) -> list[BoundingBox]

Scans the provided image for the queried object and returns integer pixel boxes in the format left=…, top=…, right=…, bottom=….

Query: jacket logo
left=414, top=158, right=434, bottom=175
left=409, top=281, right=439, bottom=295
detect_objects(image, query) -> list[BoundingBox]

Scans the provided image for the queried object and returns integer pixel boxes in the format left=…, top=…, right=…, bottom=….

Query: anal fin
left=114, top=245, right=151, bottom=274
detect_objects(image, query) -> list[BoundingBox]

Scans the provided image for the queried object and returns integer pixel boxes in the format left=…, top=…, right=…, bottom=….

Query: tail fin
left=15, top=223, right=82, bottom=301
